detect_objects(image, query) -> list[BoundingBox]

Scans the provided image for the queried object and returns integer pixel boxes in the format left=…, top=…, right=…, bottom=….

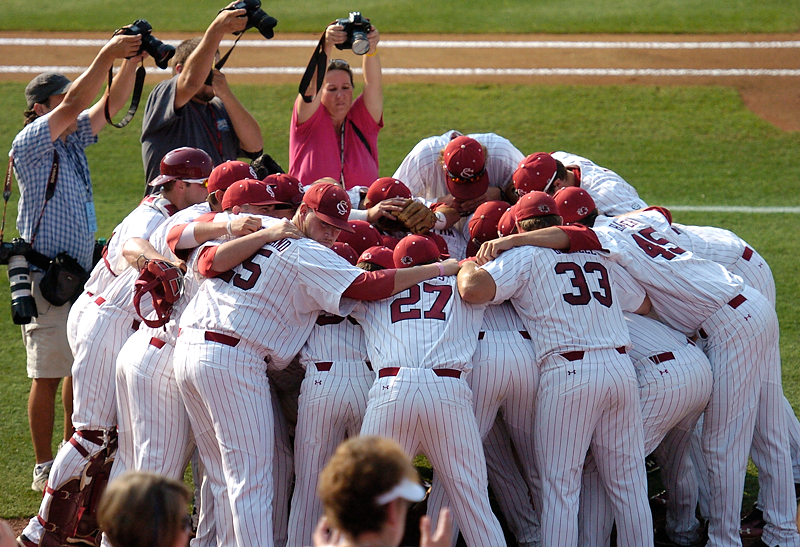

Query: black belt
left=378, top=367, right=461, bottom=379
left=478, top=330, right=530, bottom=340
left=649, top=352, right=674, bottom=365
left=561, top=346, right=626, bottom=362
left=742, top=247, right=754, bottom=261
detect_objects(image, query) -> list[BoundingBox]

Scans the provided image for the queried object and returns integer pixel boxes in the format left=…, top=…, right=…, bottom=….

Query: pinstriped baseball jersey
left=550, top=151, right=647, bottom=216
left=669, top=222, right=776, bottom=305
left=180, top=219, right=363, bottom=368
left=482, top=246, right=631, bottom=361
left=592, top=212, right=744, bottom=335
left=392, top=131, right=524, bottom=202
left=350, top=275, right=485, bottom=372
left=299, top=314, right=368, bottom=366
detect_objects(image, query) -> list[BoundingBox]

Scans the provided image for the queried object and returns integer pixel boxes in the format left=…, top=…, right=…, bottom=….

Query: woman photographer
left=289, top=18, right=383, bottom=190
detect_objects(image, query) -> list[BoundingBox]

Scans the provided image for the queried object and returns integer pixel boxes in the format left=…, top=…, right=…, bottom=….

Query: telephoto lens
left=8, top=254, right=37, bottom=324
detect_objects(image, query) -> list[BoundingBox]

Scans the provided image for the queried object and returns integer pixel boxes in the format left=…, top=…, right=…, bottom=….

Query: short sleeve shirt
left=141, top=76, right=241, bottom=184
left=12, top=111, right=97, bottom=270
left=289, top=94, right=383, bottom=190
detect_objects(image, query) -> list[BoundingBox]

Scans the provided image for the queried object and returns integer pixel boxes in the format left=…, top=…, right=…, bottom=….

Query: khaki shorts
left=21, top=271, right=73, bottom=379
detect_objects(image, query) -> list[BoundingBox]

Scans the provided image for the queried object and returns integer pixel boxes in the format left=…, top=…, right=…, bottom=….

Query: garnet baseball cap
left=497, top=205, right=518, bottom=237
left=222, top=179, right=282, bottom=210
left=554, top=187, right=597, bottom=225
left=427, top=232, right=450, bottom=260
left=336, top=220, right=383, bottom=256
left=469, top=201, right=511, bottom=243
left=332, top=242, right=359, bottom=266
left=393, top=235, right=441, bottom=268
left=513, top=153, right=558, bottom=196
left=208, top=161, right=257, bottom=194
left=443, top=136, right=489, bottom=201
left=303, top=182, right=355, bottom=233
left=263, top=173, right=304, bottom=206
left=365, top=177, right=412, bottom=208
left=358, top=245, right=395, bottom=270
left=25, top=72, right=71, bottom=109
left=514, top=191, right=559, bottom=222
left=380, top=234, right=400, bottom=250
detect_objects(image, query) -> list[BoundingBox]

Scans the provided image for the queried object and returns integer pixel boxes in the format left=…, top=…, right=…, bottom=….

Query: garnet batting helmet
left=149, top=147, right=214, bottom=187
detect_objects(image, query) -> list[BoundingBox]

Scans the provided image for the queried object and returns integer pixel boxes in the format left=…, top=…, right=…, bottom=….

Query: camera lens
left=8, top=255, right=37, bottom=325
left=251, top=9, right=278, bottom=40
left=351, top=31, right=370, bottom=55
left=142, top=35, right=176, bottom=70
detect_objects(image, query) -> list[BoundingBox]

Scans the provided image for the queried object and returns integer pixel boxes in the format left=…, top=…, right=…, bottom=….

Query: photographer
left=10, top=32, right=144, bottom=495
left=289, top=18, right=383, bottom=190
left=141, top=2, right=264, bottom=192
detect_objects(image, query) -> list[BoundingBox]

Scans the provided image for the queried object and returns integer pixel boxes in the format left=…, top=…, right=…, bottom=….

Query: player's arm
left=168, top=216, right=263, bottom=252
left=196, top=220, right=305, bottom=276
left=361, top=25, right=383, bottom=123
left=456, top=260, right=497, bottom=304
left=341, top=259, right=462, bottom=301
left=47, top=33, right=142, bottom=141
left=211, top=70, right=263, bottom=155
left=174, top=3, right=247, bottom=109
left=122, top=237, right=180, bottom=271
left=476, top=225, right=602, bottom=265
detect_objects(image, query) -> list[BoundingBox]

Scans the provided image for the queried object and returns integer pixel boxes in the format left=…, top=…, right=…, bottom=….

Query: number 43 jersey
left=349, top=276, right=485, bottom=374
left=591, top=210, right=744, bottom=336
left=481, top=246, right=641, bottom=363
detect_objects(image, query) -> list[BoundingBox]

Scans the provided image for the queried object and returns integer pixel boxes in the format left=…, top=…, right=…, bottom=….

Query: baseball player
left=19, top=147, right=214, bottom=547
left=475, top=207, right=798, bottom=547
left=578, top=312, right=713, bottom=547
left=513, top=151, right=646, bottom=216
left=172, top=182, right=459, bottom=547
left=458, top=192, right=654, bottom=547
left=285, top=244, right=374, bottom=547
left=393, top=131, right=523, bottom=214
left=349, top=234, right=505, bottom=547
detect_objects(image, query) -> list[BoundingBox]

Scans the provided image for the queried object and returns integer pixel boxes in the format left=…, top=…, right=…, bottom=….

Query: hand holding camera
left=217, top=0, right=277, bottom=40
left=117, top=20, right=172, bottom=69
left=329, top=12, right=373, bottom=56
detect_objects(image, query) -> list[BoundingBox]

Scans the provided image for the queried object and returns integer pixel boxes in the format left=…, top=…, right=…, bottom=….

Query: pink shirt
left=289, top=94, right=383, bottom=190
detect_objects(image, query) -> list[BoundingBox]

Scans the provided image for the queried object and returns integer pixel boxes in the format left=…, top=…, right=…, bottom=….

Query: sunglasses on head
left=445, top=166, right=486, bottom=184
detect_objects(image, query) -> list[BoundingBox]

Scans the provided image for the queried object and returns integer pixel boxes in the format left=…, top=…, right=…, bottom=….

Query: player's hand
left=312, top=517, right=341, bottom=547
left=365, top=197, right=406, bottom=225
left=260, top=218, right=304, bottom=243
left=439, top=258, right=461, bottom=276
left=476, top=235, right=515, bottom=265
left=458, top=187, right=502, bottom=215
left=420, top=508, right=452, bottom=547
left=229, top=215, right=262, bottom=236
left=211, top=3, right=248, bottom=36
left=171, top=259, right=187, bottom=274
left=392, top=199, right=437, bottom=235
left=104, top=33, right=143, bottom=60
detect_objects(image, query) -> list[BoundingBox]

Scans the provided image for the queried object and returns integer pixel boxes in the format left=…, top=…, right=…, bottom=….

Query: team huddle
left=9, top=6, right=798, bottom=547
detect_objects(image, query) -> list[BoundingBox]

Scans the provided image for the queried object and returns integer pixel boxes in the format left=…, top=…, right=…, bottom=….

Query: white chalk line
left=665, top=206, right=800, bottom=213
left=2, top=37, right=800, bottom=49
left=2, top=66, right=800, bottom=77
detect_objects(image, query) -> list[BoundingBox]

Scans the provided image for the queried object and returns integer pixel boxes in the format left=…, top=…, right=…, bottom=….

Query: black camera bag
left=39, top=252, right=88, bottom=306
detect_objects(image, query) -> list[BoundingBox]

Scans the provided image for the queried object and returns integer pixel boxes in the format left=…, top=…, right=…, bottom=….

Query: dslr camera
left=228, top=0, right=278, bottom=40
left=0, top=238, right=37, bottom=325
left=120, top=19, right=176, bottom=70
left=334, top=12, right=371, bottom=55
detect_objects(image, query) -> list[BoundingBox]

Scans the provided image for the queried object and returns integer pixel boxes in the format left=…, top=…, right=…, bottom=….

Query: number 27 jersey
left=482, top=246, right=631, bottom=363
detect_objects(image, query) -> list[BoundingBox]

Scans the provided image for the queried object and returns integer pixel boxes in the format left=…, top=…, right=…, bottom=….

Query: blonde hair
left=98, top=471, right=190, bottom=547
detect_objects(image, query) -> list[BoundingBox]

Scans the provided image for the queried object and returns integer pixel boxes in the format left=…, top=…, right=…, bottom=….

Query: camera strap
left=2, top=152, right=14, bottom=243
left=299, top=33, right=328, bottom=103
left=29, top=152, right=59, bottom=247
left=205, top=33, right=244, bottom=86
left=104, top=62, right=147, bottom=129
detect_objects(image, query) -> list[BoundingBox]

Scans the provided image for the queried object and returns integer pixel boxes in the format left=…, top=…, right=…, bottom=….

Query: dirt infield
left=2, top=31, right=800, bottom=131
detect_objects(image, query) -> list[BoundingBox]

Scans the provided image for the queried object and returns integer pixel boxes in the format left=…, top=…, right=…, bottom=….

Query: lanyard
left=339, top=122, right=346, bottom=187
left=189, top=101, right=224, bottom=157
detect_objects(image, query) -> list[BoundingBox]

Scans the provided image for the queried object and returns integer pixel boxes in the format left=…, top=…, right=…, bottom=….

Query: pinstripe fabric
left=393, top=131, right=525, bottom=204
left=578, top=314, right=712, bottom=547
left=360, top=368, right=506, bottom=547
left=287, top=318, right=373, bottom=547
left=354, top=278, right=505, bottom=547
left=550, top=152, right=647, bottom=217
left=481, top=247, right=652, bottom=547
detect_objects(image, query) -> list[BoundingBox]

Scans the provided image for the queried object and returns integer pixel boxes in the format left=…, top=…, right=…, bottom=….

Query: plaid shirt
left=11, top=111, right=98, bottom=271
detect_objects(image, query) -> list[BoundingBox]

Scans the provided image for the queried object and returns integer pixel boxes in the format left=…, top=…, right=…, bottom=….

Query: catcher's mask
left=133, top=259, right=184, bottom=328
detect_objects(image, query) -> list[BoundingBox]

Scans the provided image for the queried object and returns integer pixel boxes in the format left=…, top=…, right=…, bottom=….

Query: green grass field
left=0, top=0, right=798, bottom=33
left=1, top=78, right=798, bottom=516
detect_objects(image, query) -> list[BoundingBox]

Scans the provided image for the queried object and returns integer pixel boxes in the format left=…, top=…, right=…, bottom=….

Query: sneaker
left=31, top=460, right=53, bottom=492
left=739, top=505, right=765, bottom=539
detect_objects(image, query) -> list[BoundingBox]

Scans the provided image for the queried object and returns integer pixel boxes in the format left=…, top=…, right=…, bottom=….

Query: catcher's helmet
left=133, top=260, right=185, bottom=328
left=148, top=147, right=214, bottom=187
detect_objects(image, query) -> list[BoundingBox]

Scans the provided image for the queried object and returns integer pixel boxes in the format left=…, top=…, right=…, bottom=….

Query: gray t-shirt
left=141, top=75, right=242, bottom=185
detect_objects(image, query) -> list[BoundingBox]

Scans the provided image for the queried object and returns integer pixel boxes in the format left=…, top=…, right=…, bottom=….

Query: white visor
left=375, top=478, right=426, bottom=505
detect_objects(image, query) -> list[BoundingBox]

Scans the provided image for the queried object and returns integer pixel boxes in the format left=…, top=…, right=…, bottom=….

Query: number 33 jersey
left=481, top=246, right=640, bottom=363
left=349, top=276, right=485, bottom=373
